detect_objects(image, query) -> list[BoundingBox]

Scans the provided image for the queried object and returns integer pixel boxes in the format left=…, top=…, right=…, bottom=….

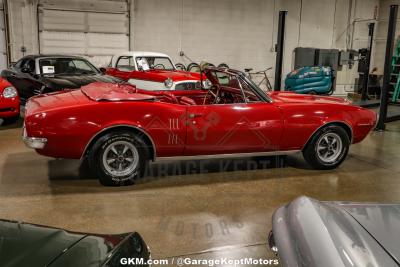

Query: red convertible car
left=23, top=68, right=376, bottom=186
left=0, top=78, right=20, bottom=125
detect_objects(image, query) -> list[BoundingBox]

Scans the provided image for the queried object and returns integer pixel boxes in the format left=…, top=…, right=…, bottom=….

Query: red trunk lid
left=80, top=82, right=154, bottom=102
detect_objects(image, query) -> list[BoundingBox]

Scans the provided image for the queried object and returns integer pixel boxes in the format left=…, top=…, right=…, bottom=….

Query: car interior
left=144, top=72, right=263, bottom=106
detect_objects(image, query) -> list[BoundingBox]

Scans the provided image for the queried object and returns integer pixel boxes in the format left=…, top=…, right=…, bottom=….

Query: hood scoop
left=81, top=82, right=155, bottom=102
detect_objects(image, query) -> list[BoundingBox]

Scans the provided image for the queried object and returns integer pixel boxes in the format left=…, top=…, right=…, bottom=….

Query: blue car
left=285, top=66, right=333, bottom=95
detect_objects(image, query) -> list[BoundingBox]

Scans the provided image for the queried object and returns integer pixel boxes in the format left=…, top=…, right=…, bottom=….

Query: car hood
left=272, top=196, right=400, bottom=267
left=42, top=74, right=122, bottom=90
left=130, top=70, right=201, bottom=82
left=339, top=202, right=400, bottom=265
left=0, top=219, right=147, bottom=267
left=0, top=219, right=120, bottom=266
left=268, top=91, right=349, bottom=105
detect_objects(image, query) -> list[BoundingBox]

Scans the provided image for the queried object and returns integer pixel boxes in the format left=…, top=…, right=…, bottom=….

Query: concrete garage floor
left=1, top=119, right=400, bottom=266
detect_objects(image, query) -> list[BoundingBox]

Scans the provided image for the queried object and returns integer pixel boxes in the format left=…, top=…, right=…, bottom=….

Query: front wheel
left=302, top=125, right=350, bottom=169
left=88, top=131, right=149, bottom=186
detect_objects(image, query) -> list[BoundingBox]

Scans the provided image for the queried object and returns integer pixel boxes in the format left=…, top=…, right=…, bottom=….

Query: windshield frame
left=37, top=57, right=100, bottom=76
left=202, top=67, right=272, bottom=103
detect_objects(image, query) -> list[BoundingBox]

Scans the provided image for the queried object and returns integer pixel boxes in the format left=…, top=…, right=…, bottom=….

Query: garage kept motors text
left=120, top=257, right=279, bottom=266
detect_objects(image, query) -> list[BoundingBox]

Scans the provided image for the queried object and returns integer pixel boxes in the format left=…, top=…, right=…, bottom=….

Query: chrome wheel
left=102, top=141, right=139, bottom=177
left=316, top=132, right=343, bottom=163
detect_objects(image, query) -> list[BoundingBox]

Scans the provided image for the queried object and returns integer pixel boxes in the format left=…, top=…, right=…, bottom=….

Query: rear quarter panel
left=26, top=101, right=187, bottom=159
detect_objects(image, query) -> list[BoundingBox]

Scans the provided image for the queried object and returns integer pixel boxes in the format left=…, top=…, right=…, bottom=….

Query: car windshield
left=204, top=69, right=270, bottom=102
left=135, top=57, right=175, bottom=71
left=240, top=73, right=271, bottom=101
left=38, top=58, right=99, bottom=75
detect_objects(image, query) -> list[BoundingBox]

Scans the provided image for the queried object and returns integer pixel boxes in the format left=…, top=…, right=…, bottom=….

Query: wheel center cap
left=117, top=156, right=124, bottom=162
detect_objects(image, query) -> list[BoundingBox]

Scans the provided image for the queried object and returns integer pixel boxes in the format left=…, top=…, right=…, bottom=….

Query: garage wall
left=6, top=0, right=39, bottom=63
left=2, top=0, right=392, bottom=95
left=134, top=0, right=275, bottom=73
left=133, top=0, right=379, bottom=94
left=0, top=0, right=7, bottom=69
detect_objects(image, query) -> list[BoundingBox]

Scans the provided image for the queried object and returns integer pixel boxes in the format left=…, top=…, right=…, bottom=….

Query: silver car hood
left=340, top=202, right=400, bottom=264
left=272, top=196, right=400, bottom=267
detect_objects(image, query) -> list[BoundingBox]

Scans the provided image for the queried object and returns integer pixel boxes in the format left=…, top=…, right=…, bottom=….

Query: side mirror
left=99, top=67, right=106, bottom=74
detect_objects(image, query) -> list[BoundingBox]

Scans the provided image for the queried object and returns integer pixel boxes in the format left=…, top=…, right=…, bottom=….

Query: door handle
left=189, top=113, right=202, bottom=119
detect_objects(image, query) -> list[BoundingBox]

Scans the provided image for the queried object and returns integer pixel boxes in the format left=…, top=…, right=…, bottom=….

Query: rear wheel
left=88, top=131, right=149, bottom=186
left=302, top=125, right=350, bottom=169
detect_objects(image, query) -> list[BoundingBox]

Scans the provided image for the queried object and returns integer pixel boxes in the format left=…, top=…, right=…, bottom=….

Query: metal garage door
left=38, top=0, right=129, bottom=67
left=0, top=0, right=7, bottom=70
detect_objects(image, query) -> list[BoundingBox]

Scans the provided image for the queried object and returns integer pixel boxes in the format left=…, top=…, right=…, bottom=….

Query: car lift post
left=361, top=23, right=375, bottom=101
left=376, top=5, right=398, bottom=131
left=274, top=10, right=287, bottom=91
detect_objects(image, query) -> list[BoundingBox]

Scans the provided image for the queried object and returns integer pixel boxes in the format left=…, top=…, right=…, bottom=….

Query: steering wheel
left=153, top=63, right=166, bottom=70
left=203, top=84, right=221, bottom=105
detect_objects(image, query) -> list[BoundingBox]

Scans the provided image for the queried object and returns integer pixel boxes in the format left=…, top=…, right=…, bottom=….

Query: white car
left=105, top=51, right=202, bottom=91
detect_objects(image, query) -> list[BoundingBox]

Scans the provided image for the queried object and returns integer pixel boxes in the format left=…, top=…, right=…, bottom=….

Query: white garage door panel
left=87, top=33, right=128, bottom=54
left=41, top=10, right=85, bottom=32
left=40, top=32, right=128, bottom=56
left=87, top=13, right=128, bottom=34
left=38, top=1, right=129, bottom=67
left=40, top=32, right=85, bottom=54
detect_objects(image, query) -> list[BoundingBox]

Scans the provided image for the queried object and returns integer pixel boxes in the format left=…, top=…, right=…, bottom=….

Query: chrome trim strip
left=174, top=80, right=200, bottom=85
left=155, top=150, right=300, bottom=162
left=80, top=124, right=157, bottom=161
left=357, top=122, right=375, bottom=126
left=301, top=120, right=354, bottom=150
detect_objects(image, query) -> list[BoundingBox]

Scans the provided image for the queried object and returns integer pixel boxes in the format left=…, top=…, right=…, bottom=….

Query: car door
left=106, top=56, right=136, bottom=81
left=185, top=102, right=283, bottom=156
left=184, top=71, right=284, bottom=156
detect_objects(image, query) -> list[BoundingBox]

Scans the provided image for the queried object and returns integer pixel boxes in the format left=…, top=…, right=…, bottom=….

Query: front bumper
left=22, top=125, right=47, bottom=149
left=0, top=96, right=20, bottom=118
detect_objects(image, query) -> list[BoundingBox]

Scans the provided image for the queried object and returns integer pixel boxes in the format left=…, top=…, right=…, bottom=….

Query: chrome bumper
left=22, top=125, right=47, bottom=149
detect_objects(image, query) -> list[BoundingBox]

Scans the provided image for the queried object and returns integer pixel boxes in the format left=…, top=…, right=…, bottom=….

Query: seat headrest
left=179, top=96, right=196, bottom=105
